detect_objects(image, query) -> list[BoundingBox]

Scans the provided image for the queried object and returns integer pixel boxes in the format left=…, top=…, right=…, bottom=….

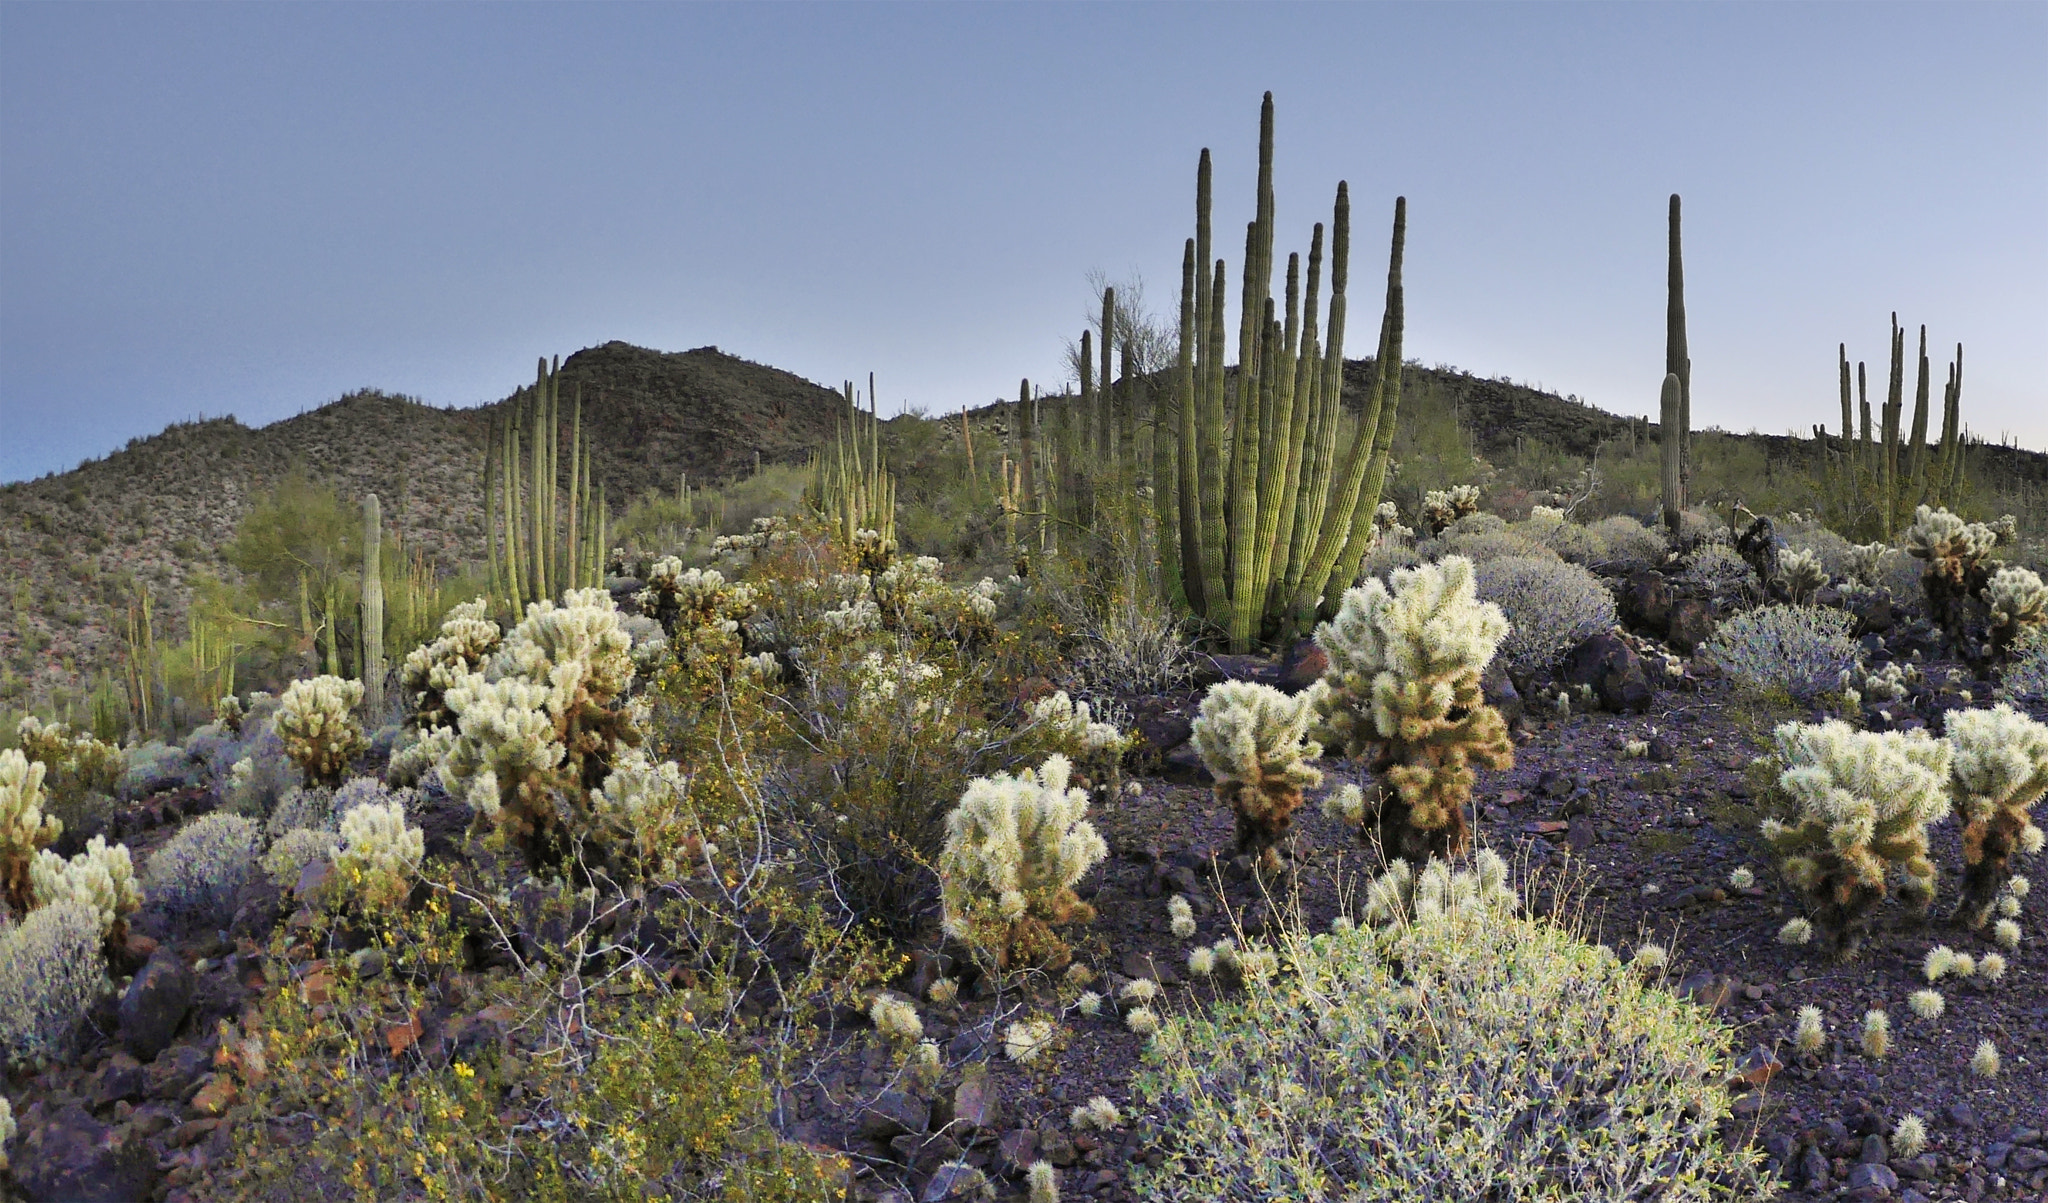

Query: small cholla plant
left=15, top=717, right=123, bottom=816
left=276, top=676, right=369, bottom=788
left=1761, top=720, right=1952, bottom=960
left=1777, top=548, right=1829, bottom=606
left=214, top=693, right=245, bottom=736
left=1025, top=691, right=1131, bottom=787
left=1970, top=1038, right=2000, bottom=1077
left=1793, top=1005, right=1826, bottom=1054
left=30, top=836, right=141, bottom=945
left=633, top=558, right=759, bottom=654
left=1308, top=556, right=1513, bottom=865
left=938, top=754, right=1109, bottom=970
left=1191, top=681, right=1322, bottom=870
left=1983, top=565, right=2048, bottom=659
left=0, top=750, right=63, bottom=914
left=332, top=800, right=425, bottom=912
left=1908, top=989, right=1944, bottom=1019
left=1004, top=1016, right=1056, bottom=1065
left=433, top=589, right=642, bottom=871
left=867, top=994, right=923, bottom=1045
left=1892, top=1114, right=1928, bottom=1159
left=1420, top=484, right=1481, bottom=535
left=1860, top=1009, right=1890, bottom=1059
left=1844, top=541, right=1894, bottom=587
left=1905, top=505, right=2002, bottom=647
left=1071, top=1096, right=1123, bottom=1131
left=1943, top=703, right=2048, bottom=928
left=396, top=598, right=503, bottom=734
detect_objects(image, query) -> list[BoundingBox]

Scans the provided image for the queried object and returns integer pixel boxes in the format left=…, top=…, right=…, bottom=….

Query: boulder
left=1482, top=660, right=1523, bottom=729
left=857, top=1090, right=931, bottom=1141
left=1278, top=639, right=1329, bottom=693
left=117, top=947, right=193, bottom=1060
left=11, top=1105, right=158, bottom=1203
left=1561, top=633, right=1653, bottom=713
left=1621, top=571, right=1672, bottom=636
left=1665, top=599, right=1717, bottom=655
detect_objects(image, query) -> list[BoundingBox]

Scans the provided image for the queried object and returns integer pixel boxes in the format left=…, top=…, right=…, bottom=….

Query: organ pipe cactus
left=1665, top=195, right=1691, bottom=529
left=362, top=493, right=386, bottom=720
left=1944, top=704, right=2048, bottom=929
left=1307, top=556, right=1513, bottom=865
left=809, top=378, right=897, bottom=552
left=1190, top=681, right=1323, bottom=871
left=1166, top=93, right=1408, bottom=650
left=1760, top=720, right=1952, bottom=960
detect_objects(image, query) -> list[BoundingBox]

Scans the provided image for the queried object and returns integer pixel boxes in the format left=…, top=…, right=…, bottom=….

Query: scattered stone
left=1037, top=1125, right=1078, bottom=1167
left=186, top=1075, right=236, bottom=1118
left=1666, top=599, right=1716, bottom=654
left=1278, top=639, right=1328, bottom=694
left=920, top=1161, right=993, bottom=1202
left=1862, top=1134, right=1889, bottom=1164
left=348, top=947, right=387, bottom=980
left=995, top=1129, right=1039, bottom=1176
left=1675, top=972, right=1733, bottom=1012
left=858, top=1091, right=931, bottom=1141
left=1482, top=660, right=1523, bottom=729
left=1846, top=1161, right=1899, bottom=1197
left=1561, top=632, right=1653, bottom=713
left=1120, top=950, right=1179, bottom=986
left=949, top=1065, right=999, bottom=1135
left=1799, top=1146, right=1832, bottom=1191
left=90, top=1052, right=147, bottom=1108
left=1728, top=1046, right=1782, bottom=1088
left=1947, top=1102, right=1979, bottom=1130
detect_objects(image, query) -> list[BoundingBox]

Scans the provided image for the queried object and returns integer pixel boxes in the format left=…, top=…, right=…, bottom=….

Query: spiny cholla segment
left=1761, top=720, right=1951, bottom=959
left=1985, top=566, right=2048, bottom=657
left=1308, top=556, right=1513, bottom=863
left=1192, top=681, right=1322, bottom=867
left=29, top=836, right=141, bottom=942
left=1420, top=485, right=1481, bottom=535
left=433, top=588, right=641, bottom=870
left=634, top=558, right=759, bottom=648
left=277, top=676, right=369, bottom=789
left=398, top=599, right=503, bottom=733
left=0, top=749, right=63, bottom=913
left=939, top=754, right=1108, bottom=970
left=1946, top=703, right=2048, bottom=928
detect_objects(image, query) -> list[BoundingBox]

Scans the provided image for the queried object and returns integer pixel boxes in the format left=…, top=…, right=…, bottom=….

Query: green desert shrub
left=1474, top=556, right=1616, bottom=676
left=1588, top=514, right=1668, bottom=572
left=1702, top=604, right=1860, bottom=701
left=1132, top=875, right=1766, bottom=1202
left=1677, top=543, right=1757, bottom=610
left=0, top=899, right=108, bottom=1068
left=143, top=813, right=262, bottom=928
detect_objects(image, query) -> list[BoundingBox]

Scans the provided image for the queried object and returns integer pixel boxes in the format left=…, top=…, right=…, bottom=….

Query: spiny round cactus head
left=1986, top=566, right=2048, bottom=631
left=939, top=754, right=1109, bottom=969
left=1314, top=557, right=1508, bottom=725
left=1190, top=681, right=1323, bottom=792
left=1769, top=720, right=1953, bottom=837
left=1947, top=704, right=2048, bottom=824
left=1905, top=505, right=1997, bottom=565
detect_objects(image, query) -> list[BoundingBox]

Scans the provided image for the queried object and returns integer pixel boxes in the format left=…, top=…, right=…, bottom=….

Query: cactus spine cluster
left=486, top=357, right=606, bottom=617
left=810, top=376, right=897, bottom=551
left=1164, top=94, right=1407, bottom=650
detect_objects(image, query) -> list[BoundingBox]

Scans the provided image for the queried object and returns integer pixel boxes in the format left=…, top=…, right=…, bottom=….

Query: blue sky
left=3, top=1, right=2043, bottom=483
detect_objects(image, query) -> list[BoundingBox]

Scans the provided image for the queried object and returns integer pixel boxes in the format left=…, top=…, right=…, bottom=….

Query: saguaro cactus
left=1659, top=374, right=1683, bottom=534
left=1663, top=194, right=1691, bottom=533
left=1164, top=93, right=1407, bottom=650
left=361, top=493, right=385, bottom=720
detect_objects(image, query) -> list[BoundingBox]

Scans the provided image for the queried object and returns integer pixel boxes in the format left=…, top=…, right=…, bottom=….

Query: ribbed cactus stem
left=1907, top=324, right=1930, bottom=502
left=1666, top=194, right=1691, bottom=511
left=362, top=493, right=384, bottom=719
left=1660, top=374, right=1683, bottom=533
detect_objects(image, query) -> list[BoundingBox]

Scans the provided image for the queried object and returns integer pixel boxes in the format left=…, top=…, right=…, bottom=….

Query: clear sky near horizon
left=2, top=2, right=2043, bottom=485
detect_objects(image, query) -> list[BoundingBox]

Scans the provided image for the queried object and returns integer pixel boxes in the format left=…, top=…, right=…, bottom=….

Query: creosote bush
left=1132, top=866, right=1765, bottom=1201
left=1761, top=720, right=1952, bottom=959
left=1702, top=605, right=1861, bottom=702
left=1472, top=555, right=1616, bottom=677
left=1308, top=556, right=1513, bottom=864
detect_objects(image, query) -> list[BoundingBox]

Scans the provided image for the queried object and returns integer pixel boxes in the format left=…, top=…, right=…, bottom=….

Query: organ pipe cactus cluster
left=809, top=377, right=897, bottom=552
left=1945, top=704, right=2048, bottom=929
left=1306, top=556, right=1514, bottom=865
left=1820, top=320, right=1968, bottom=540
left=1165, top=93, right=1409, bottom=650
left=1190, top=680, right=1323, bottom=870
left=1760, top=720, right=1952, bottom=960
left=486, top=357, right=607, bottom=618
left=938, top=754, right=1109, bottom=971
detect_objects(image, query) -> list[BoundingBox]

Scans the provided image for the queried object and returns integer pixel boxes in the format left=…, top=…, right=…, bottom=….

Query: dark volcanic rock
left=1561, top=632, right=1653, bottom=713
left=1278, top=639, right=1329, bottom=694
left=1665, top=598, right=1717, bottom=654
left=117, top=947, right=193, bottom=1060
left=1622, top=570, right=1673, bottom=636
left=1483, top=660, right=1523, bottom=729
left=12, top=1105, right=158, bottom=1203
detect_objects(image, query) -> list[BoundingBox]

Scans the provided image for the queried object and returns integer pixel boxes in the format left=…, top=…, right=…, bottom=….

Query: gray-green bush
left=143, top=813, right=263, bottom=927
left=0, top=899, right=108, bottom=1068
left=1474, top=556, right=1617, bottom=676
left=1702, top=605, right=1861, bottom=701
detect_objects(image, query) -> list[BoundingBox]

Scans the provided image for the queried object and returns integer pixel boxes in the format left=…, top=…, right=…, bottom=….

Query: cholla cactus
left=1420, top=485, right=1482, bottom=535
left=434, top=589, right=642, bottom=871
left=1026, top=691, right=1131, bottom=788
left=1984, top=566, right=2048, bottom=659
left=1307, top=556, right=1514, bottom=864
left=0, top=750, right=62, bottom=914
left=1843, top=542, right=1893, bottom=587
left=1372, top=500, right=1415, bottom=546
left=1777, top=548, right=1828, bottom=605
left=397, top=599, right=503, bottom=733
left=276, top=676, right=369, bottom=788
left=1944, top=703, right=2048, bottom=928
left=1761, top=720, right=1953, bottom=959
left=1191, top=681, right=1322, bottom=870
left=15, top=717, right=122, bottom=812
left=634, top=559, right=759, bottom=656
left=214, top=693, right=245, bottom=736
left=332, top=800, right=425, bottom=911
left=30, top=836, right=141, bottom=944
left=1905, top=505, right=2000, bottom=645
left=872, top=555, right=999, bottom=643
left=938, top=754, right=1108, bottom=970
left=868, top=994, right=924, bottom=1045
